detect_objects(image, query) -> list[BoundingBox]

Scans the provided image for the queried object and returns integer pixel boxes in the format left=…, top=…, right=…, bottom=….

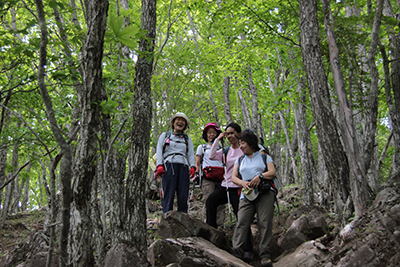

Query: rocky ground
left=1, top=173, right=400, bottom=266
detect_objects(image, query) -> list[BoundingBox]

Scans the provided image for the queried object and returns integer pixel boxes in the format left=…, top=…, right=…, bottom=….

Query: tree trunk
left=279, top=111, right=298, bottom=184
left=0, top=142, right=7, bottom=209
left=298, top=0, right=352, bottom=225
left=293, top=80, right=315, bottom=206
left=363, top=0, right=384, bottom=175
left=35, top=0, right=75, bottom=265
left=21, top=164, right=30, bottom=211
left=238, top=88, right=251, bottom=128
left=71, top=0, right=109, bottom=266
left=125, top=0, right=156, bottom=254
left=385, top=0, right=400, bottom=176
left=321, top=0, right=373, bottom=219
left=223, top=76, right=233, bottom=123
left=247, top=65, right=261, bottom=134
left=1, top=135, right=19, bottom=226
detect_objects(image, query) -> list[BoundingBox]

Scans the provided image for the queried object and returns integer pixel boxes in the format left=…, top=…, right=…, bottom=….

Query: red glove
left=189, top=167, right=196, bottom=178
left=156, top=165, right=165, bottom=177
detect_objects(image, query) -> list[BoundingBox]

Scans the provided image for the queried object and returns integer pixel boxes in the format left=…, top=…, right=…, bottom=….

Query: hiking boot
left=243, top=251, right=254, bottom=263
left=261, top=257, right=272, bottom=267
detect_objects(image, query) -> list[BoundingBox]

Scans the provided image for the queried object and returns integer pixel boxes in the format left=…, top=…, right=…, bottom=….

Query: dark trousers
left=162, top=163, right=189, bottom=213
left=206, top=185, right=240, bottom=228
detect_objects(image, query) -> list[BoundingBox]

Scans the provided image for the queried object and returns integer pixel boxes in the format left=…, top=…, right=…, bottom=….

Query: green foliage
left=0, top=0, right=396, bottom=245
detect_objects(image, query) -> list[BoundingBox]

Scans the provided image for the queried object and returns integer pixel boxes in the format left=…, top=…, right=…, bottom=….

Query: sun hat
left=202, top=122, right=222, bottom=142
left=170, top=112, right=190, bottom=130
left=242, top=187, right=259, bottom=201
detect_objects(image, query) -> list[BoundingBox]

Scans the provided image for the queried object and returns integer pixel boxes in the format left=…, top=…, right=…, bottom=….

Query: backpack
left=162, top=131, right=189, bottom=155
left=237, top=153, right=281, bottom=214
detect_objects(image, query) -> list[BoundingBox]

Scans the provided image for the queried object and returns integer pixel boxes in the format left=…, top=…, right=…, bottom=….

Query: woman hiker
left=194, top=122, right=226, bottom=226
left=155, top=112, right=196, bottom=214
left=206, top=122, right=243, bottom=228
left=231, top=129, right=276, bottom=267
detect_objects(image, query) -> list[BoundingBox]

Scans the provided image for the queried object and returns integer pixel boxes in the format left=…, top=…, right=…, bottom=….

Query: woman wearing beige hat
left=155, top=112, right=196, bottom=214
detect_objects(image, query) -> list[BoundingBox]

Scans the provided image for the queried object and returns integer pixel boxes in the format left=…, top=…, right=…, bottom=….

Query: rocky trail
left=1, top=175, right=400, bottom=266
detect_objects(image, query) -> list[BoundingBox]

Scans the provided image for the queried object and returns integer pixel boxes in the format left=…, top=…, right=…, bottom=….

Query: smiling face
left=239, top=140, right=253, bottom=155
left=206, top=127, right=218, bottom=143
left=173, top=117, right=187, bottom=133
left=225, top=126, right=239, bottom=146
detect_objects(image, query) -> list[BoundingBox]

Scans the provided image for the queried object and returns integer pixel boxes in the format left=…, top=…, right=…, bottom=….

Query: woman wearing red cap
left=155, top=113, right=196, bottom=214
left=195, top=123, right=226, bottom=226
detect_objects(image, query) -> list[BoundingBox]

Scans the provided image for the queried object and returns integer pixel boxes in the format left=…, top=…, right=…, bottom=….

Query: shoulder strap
left=183, top=134, right=189, bottom=154
left=223, top=146, right=230, bottom=158
left=201, top=144, right=206, bottom=159
left=237, top=154, right=245, bottom=179
left=162, top=132, right=172, bottom=155
left=262, top=153, right=268, bottom=171
left=163, top=131, right=189, bottom=155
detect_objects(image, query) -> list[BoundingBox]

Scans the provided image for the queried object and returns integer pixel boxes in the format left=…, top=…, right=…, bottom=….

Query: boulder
left=336, top=243, right=375, bottom=267
left=155, top=211, right=226, bottom=249
left=277, top=210, right=328, bottom=252
left=104, top=243, right=150, bottom=267
left=372, top=188, right=399, bottom=210
left=274, top=241, right=329, bottom=267
left=277, top=225, right=307, bottom=251
left=389, top=204, right=400, bottom=223
left=147, top=237, right=251, bottom=267
left=308, top=215, right=328, bottom=239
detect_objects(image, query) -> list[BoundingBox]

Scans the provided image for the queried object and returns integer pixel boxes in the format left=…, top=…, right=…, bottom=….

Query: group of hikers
left=155, top=112, right=276, bottom=267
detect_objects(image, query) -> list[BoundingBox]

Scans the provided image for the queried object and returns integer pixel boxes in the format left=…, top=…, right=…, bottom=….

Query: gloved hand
left=189, top=167, right=196, bottom=178
left=156, top=165, right=165, bottom=177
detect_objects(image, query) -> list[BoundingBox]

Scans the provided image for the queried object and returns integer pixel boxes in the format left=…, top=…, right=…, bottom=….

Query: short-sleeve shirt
left=235, top=152, right=273, bottom=182
left=235, top=152, right=273, bottom=199
left=196, top=144, right=223, bottom=169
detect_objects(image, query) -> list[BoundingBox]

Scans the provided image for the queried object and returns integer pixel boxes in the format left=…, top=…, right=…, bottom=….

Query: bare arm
left=195, top=155, right=202, bottom=173
left=232, top=163, right=250, bottom=189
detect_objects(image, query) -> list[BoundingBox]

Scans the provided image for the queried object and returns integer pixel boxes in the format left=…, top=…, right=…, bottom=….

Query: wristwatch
left=258, top=173, right=263, bottom=180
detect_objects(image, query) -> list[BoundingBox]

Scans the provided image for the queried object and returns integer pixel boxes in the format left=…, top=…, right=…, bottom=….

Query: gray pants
left=232, top=190, right=275, bottom=259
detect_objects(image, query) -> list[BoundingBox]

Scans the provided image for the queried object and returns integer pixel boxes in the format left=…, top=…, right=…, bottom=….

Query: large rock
left=277, top=210, right=328, bottom=252
left=147, top=237, right=251, bottom=267
left=155, top=211, right=226, bottom=249
left=274, top=241, right=329, bottom=267
left=278, top=225, right=307, bottom=251
left=336, top=243, right=376, bottom=267
left=104, top=243, right=150, bottom=267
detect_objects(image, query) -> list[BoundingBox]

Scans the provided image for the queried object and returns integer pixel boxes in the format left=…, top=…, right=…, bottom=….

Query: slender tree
left=125, top=0, right=156, bottom=254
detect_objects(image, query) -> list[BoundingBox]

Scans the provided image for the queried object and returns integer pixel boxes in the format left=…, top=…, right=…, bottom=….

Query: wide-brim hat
left=242, top=187, right=259, bottom=201
left=202, top=122, right=222, bottom=142
left=170, top=112, right=190, bottom=130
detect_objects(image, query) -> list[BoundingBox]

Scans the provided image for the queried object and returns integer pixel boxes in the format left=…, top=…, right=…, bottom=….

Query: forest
left=1, top=0, right=399, bottom=266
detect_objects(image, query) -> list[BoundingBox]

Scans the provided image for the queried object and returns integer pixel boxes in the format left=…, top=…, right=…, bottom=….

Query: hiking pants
left=232, top=190, right=275, bottom=259
left=206, top=186, right=240, bottom=228
left=162, top=162, right=189, bottom=213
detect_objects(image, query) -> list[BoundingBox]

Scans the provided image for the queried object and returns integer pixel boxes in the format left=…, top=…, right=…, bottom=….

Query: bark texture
left=223, top=76, right=233, bottom=123
left=71, top=0, right=109, bottom=266
left=125, top=0, right=156, bottom=254
left=321, top=0, right=372, bottom=218
left=298, top=0, right=351, bottom=224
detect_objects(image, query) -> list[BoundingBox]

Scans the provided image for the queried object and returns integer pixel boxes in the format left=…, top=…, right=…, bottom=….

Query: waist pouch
left=258, top=179, right=272, bottom=192
left=203, top=166, right=224, bottom=182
